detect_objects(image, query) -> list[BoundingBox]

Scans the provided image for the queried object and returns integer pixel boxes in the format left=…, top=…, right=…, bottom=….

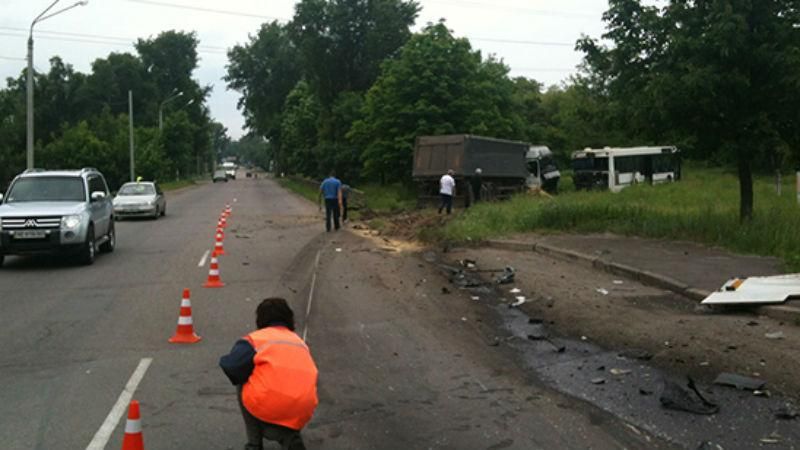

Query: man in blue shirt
left=318, top=171, right=343, bottom=232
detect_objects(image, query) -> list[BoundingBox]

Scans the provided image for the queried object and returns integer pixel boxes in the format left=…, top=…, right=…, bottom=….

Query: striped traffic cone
left=168, top=289, right=201, bottom=343
left=121, top=400, right=144, bottom=450
left=225, top=204, right=232, bottom=216
left=203, top=251, right=225, bottom=288
left=214, top=231, right=226, bottom=256
left=220, top=215, right=228, bottom=229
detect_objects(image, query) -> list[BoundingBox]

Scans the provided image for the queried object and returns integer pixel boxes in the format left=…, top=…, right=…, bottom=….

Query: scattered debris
left=639, top=388, right=654, bottom=396
left=747, top=320, right=759, bottom=326
left=495, top=266, right=516, bottom=285
left=753, top=390, right=771, bottom=398
left=760, top=433, right=783, bottom=445
left=712, top=372, right=766, bottom=391
left=764, top=331, right=785, bottom=340
left=470, top=296, right=480, bottom=301
left=441, top=287, right=451, bottom=295
left=458, top=259, right=477, bottom=268
left=591, top=377, right=606, bottom=385
left=509, top=288, right=522, bottom=294
left=613, top=280, right=624, bottom=285
left=509, top=296, right=526, bottom=308
left=774, top=403, right=799, bottom=420
left=335, top=248, right=343, bottom=252
left=528, top=318, right=544, bottom=325
left=610, top=368, right=632, bottom=376
left=596, top=288, right=609, bottom=296
left=659, top=377, right=719, bottom=415
left=619, top=348, right=653, bottom=361
left=461, top=317, right=468, bottom=322
left=696, top=441, right=724, bottom=450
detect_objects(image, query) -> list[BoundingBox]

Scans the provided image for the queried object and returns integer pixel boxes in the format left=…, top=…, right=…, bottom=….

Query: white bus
left=571, top=146, right=681, bottom=192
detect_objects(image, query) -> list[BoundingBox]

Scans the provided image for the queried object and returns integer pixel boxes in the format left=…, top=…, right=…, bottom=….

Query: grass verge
left=161, top=179, right=197, bottom=191
left=277, top=178, right=319, bottom=204
left=438, top=166, right=800, bottom=271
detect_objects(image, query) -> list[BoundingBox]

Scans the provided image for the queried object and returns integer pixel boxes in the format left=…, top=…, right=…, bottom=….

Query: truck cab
left=525, top=146, right=560, bottom=194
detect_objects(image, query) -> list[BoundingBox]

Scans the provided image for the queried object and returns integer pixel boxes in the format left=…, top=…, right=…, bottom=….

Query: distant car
left=0, top=167, right=115, bottom=266
left=113, top=181, right=166, bottom=220
left=213, top=170, right=228, bottom=183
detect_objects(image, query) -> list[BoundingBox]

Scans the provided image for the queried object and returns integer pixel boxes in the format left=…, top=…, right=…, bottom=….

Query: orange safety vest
left=241, top=326, right=319, bottom=430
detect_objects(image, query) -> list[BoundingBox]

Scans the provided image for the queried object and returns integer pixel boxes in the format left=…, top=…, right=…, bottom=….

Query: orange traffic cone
left=203, top=251, right=225, bottom=288
left=214, top=231, right=226, bottom=256
left=169, top=289, right=201, bottom=343
left=225, top=204, right=232, bottom=216
left=121, top=400, right=144, bottom=450
left=216, top=226, right=225, bottom=240
left=220, top=216, right=228, bottom=229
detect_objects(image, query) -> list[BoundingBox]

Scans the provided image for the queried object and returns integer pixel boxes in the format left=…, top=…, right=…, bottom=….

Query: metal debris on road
left=609, top=368, right=632, bottom=376
left=659, top=377, right=719, bottom=415
left=774, top=403, right=799, bottom=420
left=596, top=288, right=609, bottom=295
left=509, top=296, right=526, bottom=308
left=591, top=377, right=606, bottom=385
left=764, top=331, right=785, bottom=340
left=495, top=266, right=516, bottom=285
left=712, top=372, right=766, bottom=391
left=618, top=348, right=653, bottom=361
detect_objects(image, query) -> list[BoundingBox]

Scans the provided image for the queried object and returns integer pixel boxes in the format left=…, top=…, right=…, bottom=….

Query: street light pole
left=129, top=90, right=135, bottom=182
left=26, top=0, right=88, bottom=169
left=159, top=91, right=184, bottom=131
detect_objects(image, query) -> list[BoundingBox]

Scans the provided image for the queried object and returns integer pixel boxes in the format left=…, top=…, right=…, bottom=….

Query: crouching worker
left=220, top=298, right=319, bottom=450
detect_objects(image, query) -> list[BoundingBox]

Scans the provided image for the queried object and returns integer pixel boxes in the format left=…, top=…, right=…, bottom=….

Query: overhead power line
left=425, top=0, right=599, bottom=18
left=122, top=0, right=285, bottom=21
left=0, top=55, right=25, bottom=61
left=470, top=37, right=574, bottom=47
left=0, top=30, right=227, bottom=55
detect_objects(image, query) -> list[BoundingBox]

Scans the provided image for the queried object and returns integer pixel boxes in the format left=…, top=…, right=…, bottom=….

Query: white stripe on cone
left=178, top=316, right=193, bottom=325
left=209, top=269, right=219, bottom=276
left=125, top=418, right=142, bottom=434
left=181, top=299, right=191, bottom=307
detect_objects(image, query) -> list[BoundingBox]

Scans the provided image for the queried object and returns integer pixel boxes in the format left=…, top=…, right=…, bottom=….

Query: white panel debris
left=701, top=273, right=800, bottom=305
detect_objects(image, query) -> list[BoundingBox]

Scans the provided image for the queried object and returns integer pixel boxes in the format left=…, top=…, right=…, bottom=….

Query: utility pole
left=26, top=35, right=34, bottom=169
left=129, top=90, right=135, bottom=182
left=26, top=0, right=89, bottom=169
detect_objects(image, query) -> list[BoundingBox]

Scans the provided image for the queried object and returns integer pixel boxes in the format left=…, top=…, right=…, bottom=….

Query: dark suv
left=0, top=168, right=116, bottom=266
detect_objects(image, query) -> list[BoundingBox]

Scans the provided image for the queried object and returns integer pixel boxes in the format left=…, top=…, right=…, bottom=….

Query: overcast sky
left=0, top=0, right=611, bottom=139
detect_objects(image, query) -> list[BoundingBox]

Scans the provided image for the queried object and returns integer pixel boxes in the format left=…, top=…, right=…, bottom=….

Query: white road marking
left=86, top=357, right=153, bottom=450
left=302, top=249, right=323, bottom=341
left=198, top=250, right=210, bottom=267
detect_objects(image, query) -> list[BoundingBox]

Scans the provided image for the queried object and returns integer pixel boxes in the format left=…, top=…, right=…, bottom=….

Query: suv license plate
left=14, top=230, right=47, bottom=239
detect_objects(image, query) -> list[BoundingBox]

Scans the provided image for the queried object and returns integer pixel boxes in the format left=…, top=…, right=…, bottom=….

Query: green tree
left=351, top=22, right=519, bottom=182
left=280, top=81, right=321, bottom=176
left=578, top=0, right=800, bottom=221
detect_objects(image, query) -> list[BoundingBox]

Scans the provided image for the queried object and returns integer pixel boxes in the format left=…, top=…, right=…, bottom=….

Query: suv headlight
left=62, top=215, right=81, bottom=229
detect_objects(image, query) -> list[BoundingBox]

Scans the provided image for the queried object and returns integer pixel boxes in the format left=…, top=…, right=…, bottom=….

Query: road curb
left=485, top=239, right=800, bottom=324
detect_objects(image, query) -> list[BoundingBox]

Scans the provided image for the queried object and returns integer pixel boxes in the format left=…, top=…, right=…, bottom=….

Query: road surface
left=0, top=176, right=667, bottom=449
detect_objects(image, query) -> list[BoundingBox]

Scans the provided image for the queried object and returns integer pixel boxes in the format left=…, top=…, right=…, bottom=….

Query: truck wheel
left=80, top=226, right=96, bottom=265
left=100, top=222, right=115, bottom=253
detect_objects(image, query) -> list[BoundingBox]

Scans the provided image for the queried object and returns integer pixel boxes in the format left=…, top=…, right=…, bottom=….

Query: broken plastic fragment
left=659, top=377, right=719, bottom=415
left=510, top=288, right=521, bottom=294
left=712, top=372, right=766, bottom=391
left=596, top=288, right=609, bottom=295
left=610, top=368, right=632, bottom=376
left=509, top=296, right=526, bottom=308
left=765, top=331, right=785, bottom=340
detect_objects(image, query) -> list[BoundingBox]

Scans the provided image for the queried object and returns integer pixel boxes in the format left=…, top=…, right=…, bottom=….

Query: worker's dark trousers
left=438, top=194, right=453, bottom=214
left=237, top=386, right=306, bottom=450
left=342, top=198, right=349, bottom=222
left=324, top=198, right=341, bottom=231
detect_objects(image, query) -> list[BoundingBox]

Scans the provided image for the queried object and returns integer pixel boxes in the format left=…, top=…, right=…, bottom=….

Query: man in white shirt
left=438, top=169, right=456, bottom=215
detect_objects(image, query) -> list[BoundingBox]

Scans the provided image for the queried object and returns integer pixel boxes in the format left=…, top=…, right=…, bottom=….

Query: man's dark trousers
left=325, top=198, right=341, bottom=231
left=342, top=197, right=348, bottom=222
left=438, top=194, right=453, bottom=214
left=237, top=386, right=305, bottom=450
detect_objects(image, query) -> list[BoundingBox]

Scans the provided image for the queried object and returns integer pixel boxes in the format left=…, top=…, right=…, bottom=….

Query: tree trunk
left=738, top=156, right=754, bottom=222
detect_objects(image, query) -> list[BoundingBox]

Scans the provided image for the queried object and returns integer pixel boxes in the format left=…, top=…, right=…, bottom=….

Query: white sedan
left=113, top=181, right=166, bottom=220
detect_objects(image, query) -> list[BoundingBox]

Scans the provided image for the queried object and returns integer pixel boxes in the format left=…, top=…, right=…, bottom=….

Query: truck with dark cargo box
left=413, top=134, right=533, bottom=205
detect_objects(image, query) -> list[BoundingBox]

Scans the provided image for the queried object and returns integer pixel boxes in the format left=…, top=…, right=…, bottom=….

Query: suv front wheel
left=80, top=225, right=96, bottom=265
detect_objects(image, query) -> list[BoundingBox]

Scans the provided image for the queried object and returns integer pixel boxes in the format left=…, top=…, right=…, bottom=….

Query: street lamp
left=27, top=0, right=88, bottom=169
left=159, top=91, right=184, bottom=131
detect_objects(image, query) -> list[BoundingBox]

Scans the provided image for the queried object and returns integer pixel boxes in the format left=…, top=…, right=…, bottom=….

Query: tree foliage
left=351, top=22, right=519, bottom=182
left=0, top=30, right=217, bottom=191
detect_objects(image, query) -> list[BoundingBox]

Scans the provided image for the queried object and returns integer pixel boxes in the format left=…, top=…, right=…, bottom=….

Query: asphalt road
left=0, top=176, right=668, bottom=450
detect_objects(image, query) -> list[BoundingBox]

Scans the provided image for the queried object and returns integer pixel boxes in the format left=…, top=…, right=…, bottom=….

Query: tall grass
left=440, top=166, right=800, bottom=270
left=277, top=178, right=319, bottom=204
